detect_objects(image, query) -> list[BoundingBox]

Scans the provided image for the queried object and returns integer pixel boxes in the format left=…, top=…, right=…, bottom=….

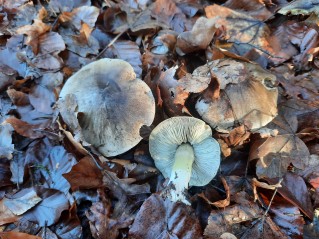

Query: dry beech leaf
left=240, top=216, right=288, bottom=239
left=278, top=0, right=319, bottom=16
left=269, top=21, right=318, bottom=66
left=259, top=191, right=305, bottom=237
left=0, top=232, right=41, bottom=239
left=129, top=194, right=202, bottom=239
left=251, top=177, right=282, bottom=202
left=224, top=0, right=273, bottom=21
left=4, top=188, right=42, bottom=215
left=199, top=177, right=230, bottom=208
left=266, top=173, right=313, bottom=219
left=0, top=123, right=14, bottom=160
left=23, top=188, right=69, bottom=226
left=158, top=65, right=211, bottom=116
left=204, top=191, right=263, bottom=238
left=49, top=0, right=91, bottom=13
left=103, top=40, right=142, bottom=78
left=251, top=135, right=310, bottom=178
left=176, top=17, right=218, bottom=55
left=102, top=171, right=150, bottom=218
left=68, top=6, right=99, bottom=30
left=86, top=191, right=133, bottom=239
left=16, top=19, right=51, bottom=55
left=204, top=5, right=274, bottom=57
left=0, top=199, right=19, bottom=226
left=5, top=117, right=47, bottom=139
left=53, top=203, right=82, bottom=239
left=7, top=88, right=30, bottom=106
left=63, top=156, right=103, bottom=191
left=304, top=208, right=319, bottom=239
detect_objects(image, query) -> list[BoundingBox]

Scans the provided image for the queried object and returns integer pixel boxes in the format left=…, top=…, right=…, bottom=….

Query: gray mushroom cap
left=149, top=116, right=221, bottom=186
left=59, top=58, right=155, bottom=157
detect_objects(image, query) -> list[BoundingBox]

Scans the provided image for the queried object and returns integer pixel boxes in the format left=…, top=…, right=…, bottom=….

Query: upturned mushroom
left=149, top=116, right=221, bottom=204
left=59, top=58, right=155, bottom=157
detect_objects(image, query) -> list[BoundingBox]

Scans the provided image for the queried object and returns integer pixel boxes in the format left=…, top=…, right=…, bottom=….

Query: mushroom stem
left=168, top=143, right=195, bottom=204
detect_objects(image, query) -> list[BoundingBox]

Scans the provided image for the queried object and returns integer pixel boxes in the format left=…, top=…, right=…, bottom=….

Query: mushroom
left=59, top=58, right=155, bottom=157
left=149, top=116, right=221, bottom=204
left=195, top=59, right=278, bottom=133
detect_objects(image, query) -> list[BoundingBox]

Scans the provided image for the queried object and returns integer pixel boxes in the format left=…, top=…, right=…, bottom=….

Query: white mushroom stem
left=168, top=143, right=195, bottom=204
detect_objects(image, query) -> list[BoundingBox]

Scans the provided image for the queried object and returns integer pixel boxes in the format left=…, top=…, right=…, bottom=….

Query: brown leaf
left=86, top=191, right=133, bottom=239
left=240, top=216, right=288, bottom=239
left=176, top=17, right=218, bottom=55
left=63, top=156, right=103, bottom=191
left=204, top=191, right=263, bottom=238
left=224, top=0, right=273, bottom=21
left=0, top=199, right=19, bottom=226
left=16, top=19, right=51, bottom=55
left=102, top=170, right=150, bottom=217
left=7, top=88, right=30, bottom=106
left=199, top=177, right=230, bottom=208
left=251, top=135, right=310, bottom=178
left=205, top=5, right=274, bottom=58
left=266, top=173, right=313, bottom=219
left=5, top=117, right=47, bottom=139
left=129, top=194, right=202, bottom=239
left=158, top=65, right=211, bottom=116
left=259, top=190, right=305, bottom=237
left=53, top=202, right=82, bottom=239
left=0, top=232, right=41, bottom=239
left=304, top=208, right=319, bottom=239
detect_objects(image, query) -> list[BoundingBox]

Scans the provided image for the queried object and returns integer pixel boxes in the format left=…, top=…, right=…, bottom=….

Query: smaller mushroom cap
left=149, top=116, right=220, bottom=186
left=59, top=58, right=155, bottom=157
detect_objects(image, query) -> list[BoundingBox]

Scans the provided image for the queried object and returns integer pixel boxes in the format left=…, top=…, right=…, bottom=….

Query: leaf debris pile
left=0, top=0, right=319, bottom=238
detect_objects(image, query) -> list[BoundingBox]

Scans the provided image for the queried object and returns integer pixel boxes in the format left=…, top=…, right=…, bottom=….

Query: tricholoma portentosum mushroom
left=149, top=116, right=221, bottom=204
left=59, top=58, right=155, bottom=157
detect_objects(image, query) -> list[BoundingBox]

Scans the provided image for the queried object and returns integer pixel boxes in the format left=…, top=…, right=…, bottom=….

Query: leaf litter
left=0, top=0, right=318, bottom=238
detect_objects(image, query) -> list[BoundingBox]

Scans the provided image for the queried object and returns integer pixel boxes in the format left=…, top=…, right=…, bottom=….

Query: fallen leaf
left=224, top=0, right=273, bottom=21
left=23, top=187, right=69, bottom=226
left=63, top=156, right=103, bottom=191
left=102, top=170, right=150, bottom=217
left=129, top=194, right=202, bottom=239
left=240, top=217, right=288, bottom=239
left=16, top=19, right=51, bottom=55
left=4, top=187, right=42, bottom=215
left=199, top=177, right=230, bottom=208
left=0, top=158, right=13, bottom=187
left=5, top=117, right=47, bottom=139
left=176, top=17, right=218, bottom=55
left=38, top=145, right=77, bottom=194
left=0, top=122, right=14, bottom=159
left=266, top=173, right=313, bottom=219
left=0, top=199, right=19, bottom=226
left=304, top=208, right=319, bottom=239
left=205, top=5, right=274, bottom=58
left=53, top=203, right=82, bottom=239
left=259, top=191, right=305, bottom=238
left=252, top=177, right=282, bottom=201
left=204, top=191, right=263, bottom=238
left=0, top=231, right=41, bottom=239
left=103, top=40, right=142, bottom=78
left=279, top=0, right=319, bottom=16
left=86, top=190, right=133, bottom=239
